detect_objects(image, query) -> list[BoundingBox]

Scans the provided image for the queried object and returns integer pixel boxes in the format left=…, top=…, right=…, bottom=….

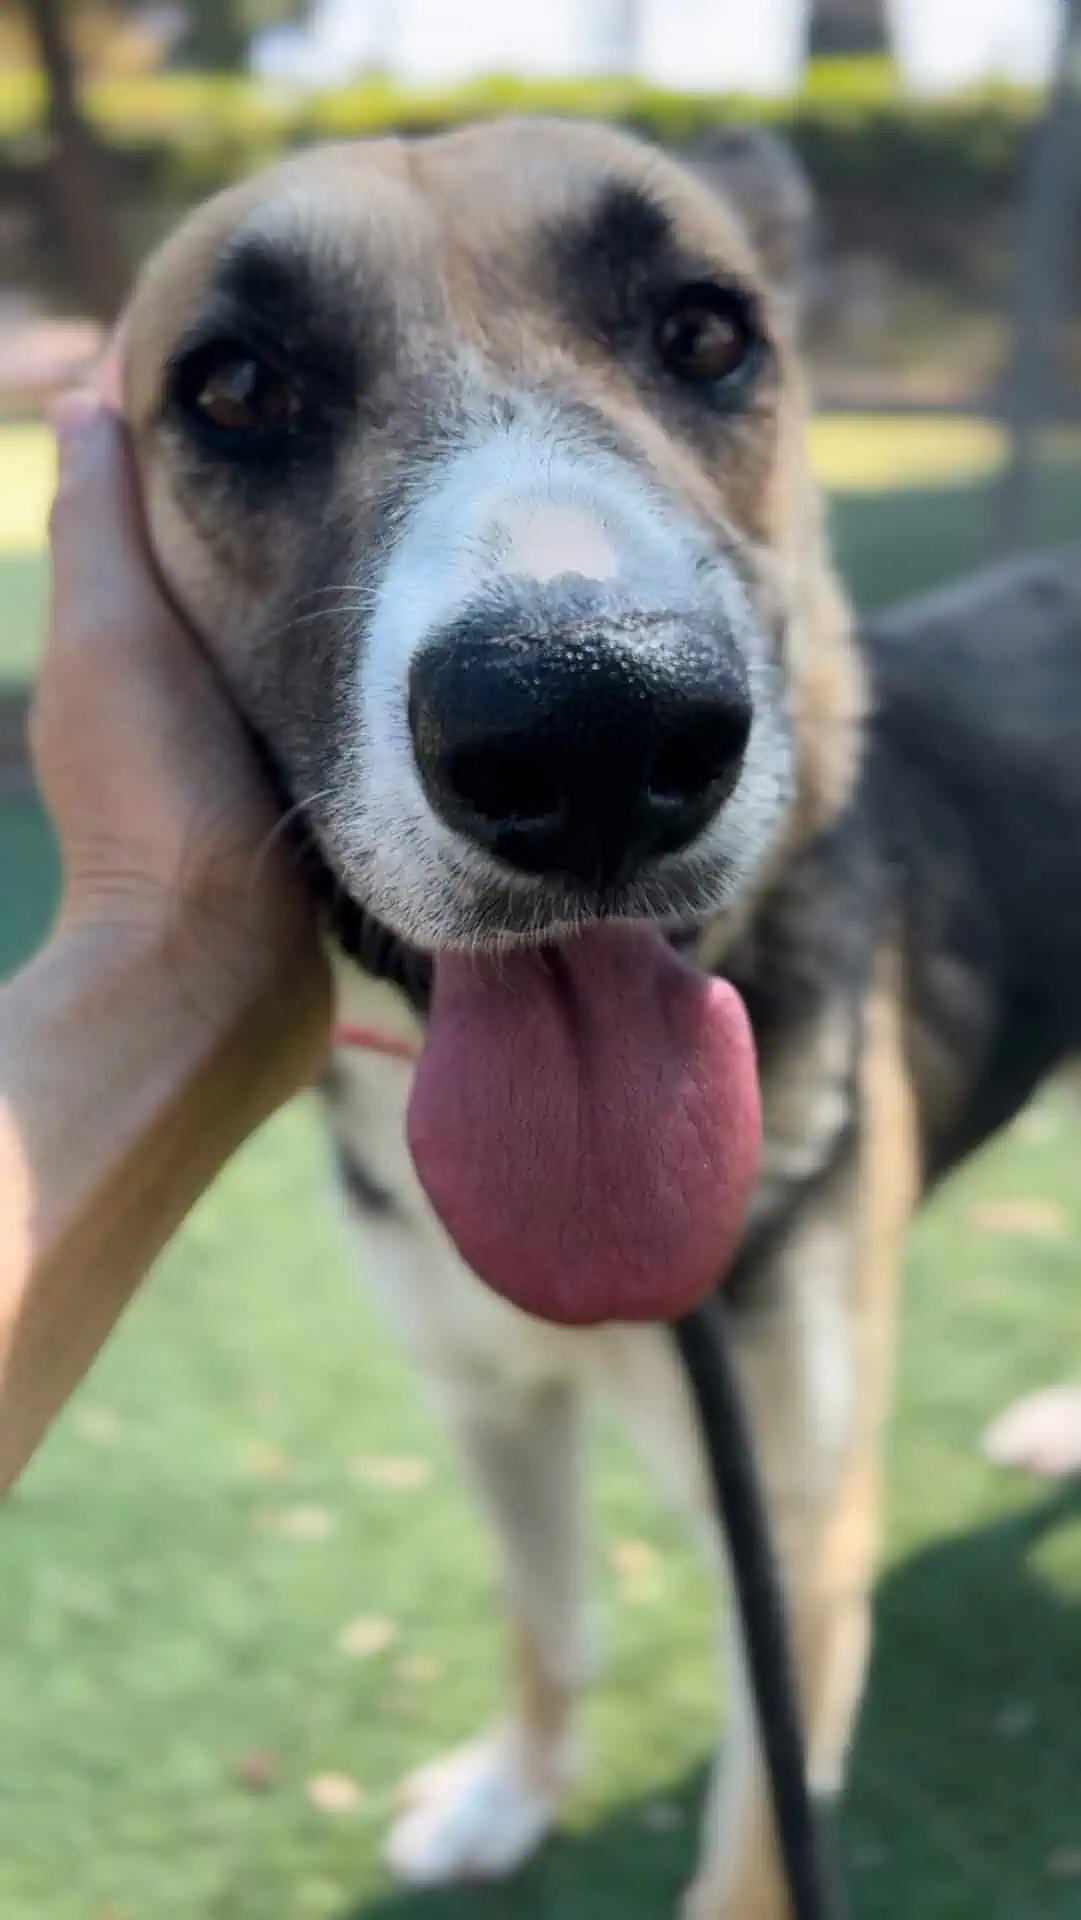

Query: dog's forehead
left=126, top=119, right=762, bottom=414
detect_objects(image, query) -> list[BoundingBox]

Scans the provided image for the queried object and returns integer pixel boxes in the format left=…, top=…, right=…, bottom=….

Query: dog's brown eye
left=655, top=287, right=757, bottom=387
left=171, top=340, right=302, bottom=439
left=194, top=351, right=299, bottom=432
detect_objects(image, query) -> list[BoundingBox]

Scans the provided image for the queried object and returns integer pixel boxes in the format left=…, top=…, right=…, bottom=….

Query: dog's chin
left=293, top=819, right=731, bottom=990
left=398, top=865, right=739, bottom=953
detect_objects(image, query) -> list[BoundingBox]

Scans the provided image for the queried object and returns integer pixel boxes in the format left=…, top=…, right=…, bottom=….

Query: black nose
left=408, top=618, right=752, bottom=887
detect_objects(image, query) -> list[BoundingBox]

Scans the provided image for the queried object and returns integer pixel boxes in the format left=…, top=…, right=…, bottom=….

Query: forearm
left=0, top=921, right=328, bottom=1490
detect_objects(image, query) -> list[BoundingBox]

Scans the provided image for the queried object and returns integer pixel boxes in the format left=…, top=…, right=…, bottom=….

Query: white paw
left=385, top=1733, right=560, bottom=1887
left=982, top=1385, right=1081, bottom=1480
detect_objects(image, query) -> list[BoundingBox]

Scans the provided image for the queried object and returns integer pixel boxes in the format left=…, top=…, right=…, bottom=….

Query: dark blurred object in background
left=993, top=0, right=1081, bottom=546
left=19, top=0, right=126, bottom=319
left=809, top=0, right=889, bottom=57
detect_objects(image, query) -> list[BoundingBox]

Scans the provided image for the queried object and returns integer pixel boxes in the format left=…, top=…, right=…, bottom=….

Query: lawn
left=1, top=421, right=1080, bottom=1920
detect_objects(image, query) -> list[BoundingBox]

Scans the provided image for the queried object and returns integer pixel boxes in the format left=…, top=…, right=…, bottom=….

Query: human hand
left=32, top=388, right=330, bottom=1053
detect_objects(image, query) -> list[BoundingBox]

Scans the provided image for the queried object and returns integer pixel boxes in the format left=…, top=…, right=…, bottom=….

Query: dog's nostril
left=443, top=743, right=563, bottom=829
left=410, top=620, right=753, bottom=887
left=648, top=707, right=751, bottom=807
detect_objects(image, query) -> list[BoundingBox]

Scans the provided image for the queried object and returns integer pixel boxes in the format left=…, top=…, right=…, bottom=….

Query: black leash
left=673, top=1299, right=845, bottom=1920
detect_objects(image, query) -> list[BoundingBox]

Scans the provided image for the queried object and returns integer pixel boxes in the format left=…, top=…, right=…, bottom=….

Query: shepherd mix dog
left=120, top=119, right=1081, bottom=1917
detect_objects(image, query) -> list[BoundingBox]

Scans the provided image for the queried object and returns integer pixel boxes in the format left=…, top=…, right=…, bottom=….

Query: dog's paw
left=982, top=1385, right=1081, bottom=1480
left=385, top=1733, right=560, bottom=1886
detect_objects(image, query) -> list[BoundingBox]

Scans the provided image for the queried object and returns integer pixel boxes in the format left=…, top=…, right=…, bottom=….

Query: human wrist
left=52, top=887, right=332, bottom=1106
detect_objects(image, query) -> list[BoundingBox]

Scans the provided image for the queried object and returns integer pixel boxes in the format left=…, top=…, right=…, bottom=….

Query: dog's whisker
left=255, top=593, right=370, bottom=652
left=243, top=785, right=337, bottom=908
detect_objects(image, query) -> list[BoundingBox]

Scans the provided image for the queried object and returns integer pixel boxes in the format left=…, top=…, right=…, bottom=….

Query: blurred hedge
left=0, top=65, right=1040, bottom=294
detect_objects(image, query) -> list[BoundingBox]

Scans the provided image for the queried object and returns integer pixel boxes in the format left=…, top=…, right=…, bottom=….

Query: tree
left=175, top=0, right=250, bottom=73
left=809, top=0, right=890, bottom=57
left=21, top=0, right=128, bottom=320
left=991, top=0, right=1081, bottom=549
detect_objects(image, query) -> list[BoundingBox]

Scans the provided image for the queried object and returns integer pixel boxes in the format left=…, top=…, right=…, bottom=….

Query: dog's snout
left=408, top=619, right=752, bottom=887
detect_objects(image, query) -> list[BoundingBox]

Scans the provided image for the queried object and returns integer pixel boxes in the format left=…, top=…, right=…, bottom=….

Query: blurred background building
left=249, top=0, right=1060, bottom=95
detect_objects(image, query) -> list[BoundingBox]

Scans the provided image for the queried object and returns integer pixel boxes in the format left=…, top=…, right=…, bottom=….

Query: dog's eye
left=654, top=285, right=758, bottom=387
left=172, top=340, right=302, bottom=438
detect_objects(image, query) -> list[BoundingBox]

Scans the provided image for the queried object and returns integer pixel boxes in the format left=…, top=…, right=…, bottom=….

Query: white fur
left=385, top=1733, right=566, bottom=1886
left=499, top=498, right=621, bottom=583
left=328, top=960, right=861, bottom=1903
left=313, top=401, right=792, bottom=950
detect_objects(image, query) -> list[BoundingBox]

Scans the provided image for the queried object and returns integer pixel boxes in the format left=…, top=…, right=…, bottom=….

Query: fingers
left=91, top=320, right=126, bottom=408
left=47, top=392, right=157, bottom=643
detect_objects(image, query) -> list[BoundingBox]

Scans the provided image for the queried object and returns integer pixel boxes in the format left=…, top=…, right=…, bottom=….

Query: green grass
left=2, top=444, right=1081, bottom=1918
left=0, top=553, right=46, bottom=688
left=2, top=968, right=1080, bottom=1920
left=0, top=794, right=57, bottom=966
left=832, top=458, right=1081, bottom=613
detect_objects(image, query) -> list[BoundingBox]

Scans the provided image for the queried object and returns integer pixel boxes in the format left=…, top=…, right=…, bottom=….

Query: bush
left=0, top=66, right=1040, bottom=305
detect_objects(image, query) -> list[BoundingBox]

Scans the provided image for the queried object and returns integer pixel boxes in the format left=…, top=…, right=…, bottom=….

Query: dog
left=120, top=118, right=1081, bottom=1917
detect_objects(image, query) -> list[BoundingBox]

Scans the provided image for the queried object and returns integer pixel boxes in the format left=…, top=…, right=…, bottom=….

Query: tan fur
left=686, top=953, right=917, bottom=1919
left=123, top=121, right=855, bottom=856
left=122, top=120, right=877, bottom=1912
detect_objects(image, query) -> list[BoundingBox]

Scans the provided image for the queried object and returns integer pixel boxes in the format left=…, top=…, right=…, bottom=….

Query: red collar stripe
left=335, top=1023, right=420, bottom=1063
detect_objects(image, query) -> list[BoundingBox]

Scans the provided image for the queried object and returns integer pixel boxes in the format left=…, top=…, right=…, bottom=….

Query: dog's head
left=123, top=119, right=862, bottom=1325
left=124, top=116, right=858, bottom=955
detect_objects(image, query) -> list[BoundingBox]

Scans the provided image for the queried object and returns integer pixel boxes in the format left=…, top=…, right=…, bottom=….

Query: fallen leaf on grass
left=337, top=1616, right=398, bottom=1659
left=1047, top=1849, right=1081, bottom=1879
left=271, top=1505, right=337, bottom=1543
left=349, top=1455, right=432, bottom=1492
left=239, top=1440, right=291, bottom=1481
left=296, top=1878, right=345, bottom=1912
left=969, top=1199, right=1068, bottom=1240
left=234, top=1750, right=280, bottom=1793
left=396, top=1655, right=444, bottom=1685
left=611, top=1538, right=660, bottom=1602
left=307, top=1772, right=365, bottom=1814
left=74, top=1407, right=122, bottom=1444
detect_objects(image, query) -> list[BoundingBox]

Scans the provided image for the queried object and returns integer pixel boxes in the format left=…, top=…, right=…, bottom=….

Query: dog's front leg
left=686, top=968, right=917, bottom=1920
left=329, top=1032, right=593, bottom=1890
left=382, top=1362, right=590, bottom=1886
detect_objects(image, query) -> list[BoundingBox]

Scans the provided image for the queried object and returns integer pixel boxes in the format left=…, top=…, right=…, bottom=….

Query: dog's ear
left=685, top=127, right=816, bottom=299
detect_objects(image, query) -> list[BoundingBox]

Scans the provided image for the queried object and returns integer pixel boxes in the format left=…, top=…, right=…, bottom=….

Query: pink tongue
left=406, top=922, right=760, bottom=1327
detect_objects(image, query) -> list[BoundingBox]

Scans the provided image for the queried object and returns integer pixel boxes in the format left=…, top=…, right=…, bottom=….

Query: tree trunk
left=21, top=0, right=128, bottom=322
left=990, top=0, right=1081, bottom=552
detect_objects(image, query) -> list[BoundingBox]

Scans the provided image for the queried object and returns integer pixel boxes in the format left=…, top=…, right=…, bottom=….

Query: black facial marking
left=552, top=180, right=675, bottom=300
left=161, top=237, right=375, bottom=488
left=214, top=236, right=366, bottom=398
left=544, top=181, right=683, bottom=351
left=543, top=178, right=772, bottom=441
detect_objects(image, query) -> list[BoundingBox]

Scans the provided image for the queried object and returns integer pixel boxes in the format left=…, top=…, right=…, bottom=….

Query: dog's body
left=321, top=547, right=1081, bottom=1909
left=121, top=120, right=1081, bottom=1916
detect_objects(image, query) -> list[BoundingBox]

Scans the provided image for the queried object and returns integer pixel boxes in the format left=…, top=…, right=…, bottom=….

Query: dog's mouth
left=271, top=741, right=763, bottom=1328
left=408, top=920, right=761, bottom=1326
